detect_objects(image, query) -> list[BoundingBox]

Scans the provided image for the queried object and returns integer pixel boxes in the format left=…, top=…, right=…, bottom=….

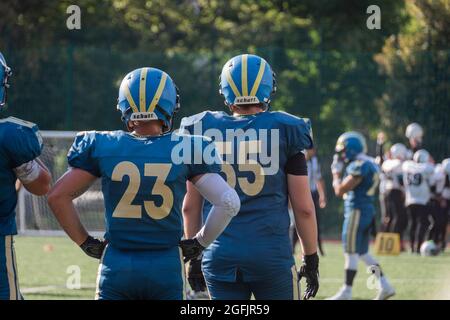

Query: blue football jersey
left=67, top=130, right=220, bottom=250
left=344, top=158, right=380, bottom=210
left=0, top=117, right=43, bottom=235
left=180, top=110, right=313, bottom=281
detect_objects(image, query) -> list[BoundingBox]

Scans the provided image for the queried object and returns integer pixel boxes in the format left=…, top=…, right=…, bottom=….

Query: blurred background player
left=430, top=159, right=450, bottom=252
left=380, top=143, right=408, bottom=250
left=47, top=67, right=240, bottom=300
left=181, top=54, right=319, bottom=300
left=0, top=52, right=52, bottom=300
left=402, top=149, right=435, bottom=254
left=328, top=132, right=395, bottom=300
left=291, top=147, right=327, bottom=256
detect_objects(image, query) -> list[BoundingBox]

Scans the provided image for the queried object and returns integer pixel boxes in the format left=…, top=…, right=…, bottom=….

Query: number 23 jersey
left=67, top=130, right=220, bottom=250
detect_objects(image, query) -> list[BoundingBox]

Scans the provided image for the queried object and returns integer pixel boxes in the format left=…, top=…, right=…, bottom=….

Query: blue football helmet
left=0, top=52, right=12, bottom=110
left=117, top=67, right=180, bottom=132
left=335, top=131, right=366, bottom=162
left=219, top=54, right=276, bottom=109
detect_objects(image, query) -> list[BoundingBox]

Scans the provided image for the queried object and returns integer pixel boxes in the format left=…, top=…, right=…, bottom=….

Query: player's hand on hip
left=187, top=257, right=207, bottom=292
left=299, top=252, right=319, bottom=300
left=79, top=235, right=107, bottom=259
left=179, top=238, right=205, bottom=263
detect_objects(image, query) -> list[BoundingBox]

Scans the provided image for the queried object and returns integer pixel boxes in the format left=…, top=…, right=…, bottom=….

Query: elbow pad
left=194, top=173, right=240, bottom=217
left=13, top=159, right=40, bottom=184
left=193, top=174, right=240, bottom=247
left=219, top=188, right=240, bottom=217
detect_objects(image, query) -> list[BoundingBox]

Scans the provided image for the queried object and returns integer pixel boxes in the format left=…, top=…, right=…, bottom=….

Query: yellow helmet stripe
left=249, top=59, right=266, bottom=97
left=225, top=67, right=241, bottom=98
left=139, top=68, right=148, bottom=112
left=241, top=54, right=248, bottom=96
left=123, top=83, right=139, bottom=113
left=148, top=73, right=168, bottom=113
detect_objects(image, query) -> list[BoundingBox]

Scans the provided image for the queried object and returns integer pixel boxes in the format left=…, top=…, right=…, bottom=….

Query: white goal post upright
left=16, top=130, right=105, bottom=237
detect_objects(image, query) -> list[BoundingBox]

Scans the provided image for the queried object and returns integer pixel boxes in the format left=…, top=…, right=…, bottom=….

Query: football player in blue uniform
left=0, top=52, right=52, bottom=300
left=328, top=132, right=395, bottom=300
left=180, top=54, right=319, bottom=300
left=47, top=67, right=240, bottom=300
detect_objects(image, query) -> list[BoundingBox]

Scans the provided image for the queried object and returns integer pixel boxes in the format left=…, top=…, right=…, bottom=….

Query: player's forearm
left=183, top=206, right=203, bottom=238
left=332, top=173, right=343, bottom=197
left=287, top=175, right=318, bottom=255
left=183, top=181, right=204, bottom=238
left=47, top=195, right=89, bottom=245
left=293, top=206, right=318, bottom=255
left=317, top=179, right=326, bottom=199
left=192, top=173, right=240, bottom=247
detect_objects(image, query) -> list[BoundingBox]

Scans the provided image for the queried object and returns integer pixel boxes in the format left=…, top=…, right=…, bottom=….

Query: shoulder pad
left=270, top=111, right=312, bottom=137
left=180, top=110, right=225, bottom=128
left=270, top=111, right=307, bottom=125
left=1, top=116, right=38, bottom=129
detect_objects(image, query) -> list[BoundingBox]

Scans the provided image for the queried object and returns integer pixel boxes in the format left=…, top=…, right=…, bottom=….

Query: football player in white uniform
left=380, top=143, right=408, bottom=249
left=402, top=149, right=435, bottom=253
left=432, top=159, right=450, bottom=251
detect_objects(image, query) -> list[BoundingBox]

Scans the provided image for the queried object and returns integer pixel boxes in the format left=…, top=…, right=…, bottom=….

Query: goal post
left=16, top=131, right=105, bottom=237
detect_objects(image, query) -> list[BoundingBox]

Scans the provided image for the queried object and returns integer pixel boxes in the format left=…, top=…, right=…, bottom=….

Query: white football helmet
left=413, top=149, right=430, bottom=164
left=420, top=240, right=439, bottom=256
left=405, top=123, right=423, bottom=141
left=390, top=143, right=407, bottom=160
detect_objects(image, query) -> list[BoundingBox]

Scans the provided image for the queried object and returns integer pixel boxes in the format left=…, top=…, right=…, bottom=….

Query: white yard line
left=22, top=277, right=449, bottom=294
left=22, top=284, right=96, bottom=293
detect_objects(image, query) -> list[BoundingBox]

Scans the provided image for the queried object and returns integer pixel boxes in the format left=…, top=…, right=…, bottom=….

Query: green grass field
left=14, top=237, right=450, bottom=300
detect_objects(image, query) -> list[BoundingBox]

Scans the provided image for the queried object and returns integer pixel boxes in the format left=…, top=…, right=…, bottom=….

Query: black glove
left=299, top=252, right=319, bottom=300
left=80, top=236, right=107, bottom=259
left=179, top=238, right=205, bottom=263
left=187, top=258, right=207, bottom=292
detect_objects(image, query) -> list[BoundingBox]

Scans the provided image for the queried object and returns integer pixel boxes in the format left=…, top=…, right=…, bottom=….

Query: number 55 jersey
left=180, top=110, right=313, bottom=283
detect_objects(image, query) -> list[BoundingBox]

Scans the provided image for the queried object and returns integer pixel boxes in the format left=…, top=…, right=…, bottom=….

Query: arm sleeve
left=284, top=152, right=308, bottom=176
left=7, top=123, right=43, bottom=168
left=67, top=132, right=101, bottom=177
left=193, top=173, right=240, bottom=247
